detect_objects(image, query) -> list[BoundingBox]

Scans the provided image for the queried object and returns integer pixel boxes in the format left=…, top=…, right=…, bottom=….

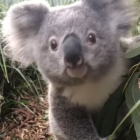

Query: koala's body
left=2, top=0, right=137, bottom=139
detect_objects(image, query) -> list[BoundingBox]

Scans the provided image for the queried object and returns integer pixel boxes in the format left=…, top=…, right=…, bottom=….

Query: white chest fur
left=62, top=58, right=128, bottom=110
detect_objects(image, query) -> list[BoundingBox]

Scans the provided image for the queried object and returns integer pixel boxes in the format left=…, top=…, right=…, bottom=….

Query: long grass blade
left=0, top=44, right=9, bottom=83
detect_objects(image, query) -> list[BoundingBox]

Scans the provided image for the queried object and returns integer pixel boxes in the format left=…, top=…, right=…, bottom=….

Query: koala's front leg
left=48, top=86, right=106, bottom=140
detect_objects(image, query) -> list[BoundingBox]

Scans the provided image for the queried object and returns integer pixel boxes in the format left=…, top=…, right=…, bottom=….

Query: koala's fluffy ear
left=83, top=0, right=138, bottom=37
left=2, top=1, right=50, bottom=67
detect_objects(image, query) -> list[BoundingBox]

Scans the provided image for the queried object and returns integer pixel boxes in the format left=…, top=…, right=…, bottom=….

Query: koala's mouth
left=66, top=65, right=88, bottom=78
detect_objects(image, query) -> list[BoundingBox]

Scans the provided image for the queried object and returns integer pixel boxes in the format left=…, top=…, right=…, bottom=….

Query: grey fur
left=2, top=0, right=137, bottom=139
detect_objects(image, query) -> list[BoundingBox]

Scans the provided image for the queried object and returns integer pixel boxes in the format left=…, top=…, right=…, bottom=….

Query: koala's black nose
left=63, top=34, right=83, bottom=68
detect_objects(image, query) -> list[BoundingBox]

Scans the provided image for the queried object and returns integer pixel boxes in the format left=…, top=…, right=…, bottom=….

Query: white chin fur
left=67, top=66, right=87, bottom=78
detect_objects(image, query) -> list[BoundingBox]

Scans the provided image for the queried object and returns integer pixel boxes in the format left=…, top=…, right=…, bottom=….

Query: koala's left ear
left=2, top=1, right=50, bottom=67
left=83, top=0, right=138, bottom=37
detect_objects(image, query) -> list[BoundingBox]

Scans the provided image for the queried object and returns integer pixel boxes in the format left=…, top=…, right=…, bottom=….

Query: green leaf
left=0, top=43, right=9, bottom=83
left=126, top=124, right=137, bottom=140
left=109, top=100, right=140, bottom=140
left=96, top=80, right=126, bottom=137
left=125, top=42, right=140, bottom=58
left=125, top=72, right=140, bottom=140
left=0, top=3, right=7, bottom=11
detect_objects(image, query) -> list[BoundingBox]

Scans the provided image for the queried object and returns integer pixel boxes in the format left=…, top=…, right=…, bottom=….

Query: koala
left=2, top=0, right=138, bottom=140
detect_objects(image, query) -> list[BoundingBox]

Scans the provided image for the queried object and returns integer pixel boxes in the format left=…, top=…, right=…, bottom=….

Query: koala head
left=2, top=0, right=137, bottom=86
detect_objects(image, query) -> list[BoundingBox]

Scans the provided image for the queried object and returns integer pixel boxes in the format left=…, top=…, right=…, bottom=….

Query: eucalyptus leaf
left=96, top=80, right=126, bottom=137
left=109, top=100, right=140, bottom=140
left=125, top=42, right=140, bottom=58
left=125, top=72, right=140, bottom=139
left=126, top=124, right=137, bottom=140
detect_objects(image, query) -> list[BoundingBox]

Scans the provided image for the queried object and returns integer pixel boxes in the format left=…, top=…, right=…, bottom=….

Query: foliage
left=0, top=0, right=140, bottom=140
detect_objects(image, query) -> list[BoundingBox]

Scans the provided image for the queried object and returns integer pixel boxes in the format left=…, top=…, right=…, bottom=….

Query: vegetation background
left=0, top=0, right=140, bottom=140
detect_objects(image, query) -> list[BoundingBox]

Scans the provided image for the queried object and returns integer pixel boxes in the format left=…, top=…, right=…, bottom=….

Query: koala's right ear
left=2, top=1, right=50, bottom=67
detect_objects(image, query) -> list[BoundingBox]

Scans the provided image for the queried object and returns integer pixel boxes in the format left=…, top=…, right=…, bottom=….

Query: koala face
left=36, top=4, right=118, bottom=85
left=2, top=0, right=137, bottom=86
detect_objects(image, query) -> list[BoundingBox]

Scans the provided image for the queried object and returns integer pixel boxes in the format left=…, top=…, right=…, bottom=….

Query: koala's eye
left=87, top=33, right=96, bottom=44
left=50, top=39, right=58, bottom=51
